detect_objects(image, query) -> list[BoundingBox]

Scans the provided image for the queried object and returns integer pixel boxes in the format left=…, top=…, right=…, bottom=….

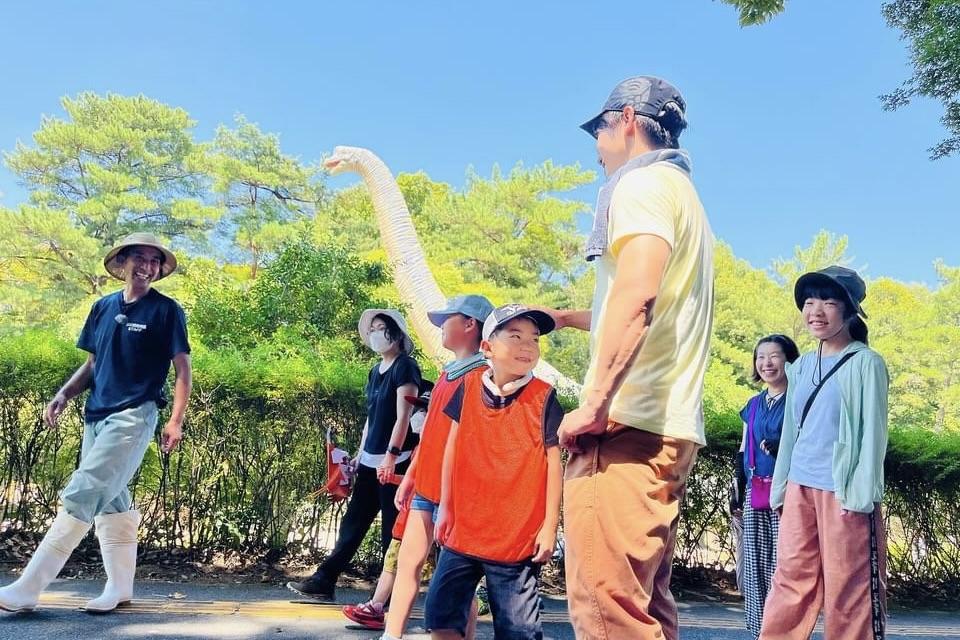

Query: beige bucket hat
left=103, top=232, right=178, bottom=281
left=357, top=309, right=415, bottom=355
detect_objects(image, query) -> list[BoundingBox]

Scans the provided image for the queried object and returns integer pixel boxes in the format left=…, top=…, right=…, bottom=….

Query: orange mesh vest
left=413, top=368, right=485, bottom=503
left=446, top=373, right=553, bottom=563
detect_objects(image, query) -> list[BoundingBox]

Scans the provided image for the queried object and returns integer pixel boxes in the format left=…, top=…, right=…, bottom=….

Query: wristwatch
left=388, top=445, right=402, bottom=456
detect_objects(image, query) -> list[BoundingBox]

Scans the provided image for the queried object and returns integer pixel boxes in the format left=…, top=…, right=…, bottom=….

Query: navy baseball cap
left=580, top=76, right=686, bottom=138
left=428, top=294, right=495, bottom=327
left=482, top=304, right=556, bottom=341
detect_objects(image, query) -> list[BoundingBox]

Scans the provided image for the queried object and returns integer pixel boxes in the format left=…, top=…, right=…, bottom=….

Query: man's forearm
left=557, top=309, right=592, bottom=332
left=59, top=359, right=94, bottom=400
left=167, top=364, right=192, bottom=426
left=583, top=290, right=655, bottom=412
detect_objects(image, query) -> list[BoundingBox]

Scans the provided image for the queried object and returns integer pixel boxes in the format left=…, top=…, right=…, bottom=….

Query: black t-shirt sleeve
left=77, top=299, right=102, bottom=353
left=167, top=302, right=191, bottom=358
left=444, top=383, right=465, bottom=423
left=542, top=390, right=564, bottom=448
left=393, top=355, right=422, bottom=390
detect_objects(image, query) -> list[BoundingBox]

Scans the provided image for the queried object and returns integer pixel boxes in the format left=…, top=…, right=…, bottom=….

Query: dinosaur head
left=323, top=146, right=365, bottom=176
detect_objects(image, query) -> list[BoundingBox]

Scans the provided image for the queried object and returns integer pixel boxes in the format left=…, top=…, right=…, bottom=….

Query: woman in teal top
left=760, top=266, right=889, bottom=640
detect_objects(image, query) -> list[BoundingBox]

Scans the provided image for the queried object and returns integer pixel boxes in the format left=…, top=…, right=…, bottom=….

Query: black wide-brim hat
left=794, top=266, right=868, bottom=318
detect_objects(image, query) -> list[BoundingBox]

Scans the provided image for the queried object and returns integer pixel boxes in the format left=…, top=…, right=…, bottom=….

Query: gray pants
left=60, top=402, right=157, bottom=523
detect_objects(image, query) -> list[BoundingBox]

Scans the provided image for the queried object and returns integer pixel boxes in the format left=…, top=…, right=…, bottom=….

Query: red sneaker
left=342, top=601, right=386, bottom=630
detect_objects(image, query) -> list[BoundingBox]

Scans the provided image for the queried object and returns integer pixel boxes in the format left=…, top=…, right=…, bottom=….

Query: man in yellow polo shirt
left=547, top=76, right=714, bottom=640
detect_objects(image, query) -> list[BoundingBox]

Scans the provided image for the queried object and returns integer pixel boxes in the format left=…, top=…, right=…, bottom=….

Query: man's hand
left=395, top=475, right=415, bottom=511
left=44, top=393, right=69, bottom=429
left=434, top=506, right=454, bottom=545
left=161, top=421, right=183, bottom=454
left=529, top=306, right=592, bottom=332
left=558, top=403, right=609, bottom=453
left=532, top=527, right=557, bottom=564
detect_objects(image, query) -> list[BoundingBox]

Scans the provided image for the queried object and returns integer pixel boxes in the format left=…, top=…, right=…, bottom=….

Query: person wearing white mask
left=289, top=309, right=422, bottom=602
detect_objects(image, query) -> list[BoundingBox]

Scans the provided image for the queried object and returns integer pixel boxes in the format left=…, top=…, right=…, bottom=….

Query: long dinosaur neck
left=351, top=150, right=448, bottom=365
left=347, top=148, right=581, bottom=395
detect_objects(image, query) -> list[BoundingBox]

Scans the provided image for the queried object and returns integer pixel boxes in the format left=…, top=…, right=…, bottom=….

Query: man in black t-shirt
left=0, top=232, right=191, bottom=616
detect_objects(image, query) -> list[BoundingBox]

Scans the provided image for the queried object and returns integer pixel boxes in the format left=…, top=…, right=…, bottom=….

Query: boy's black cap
left=482, top=304, right=556, bottom=341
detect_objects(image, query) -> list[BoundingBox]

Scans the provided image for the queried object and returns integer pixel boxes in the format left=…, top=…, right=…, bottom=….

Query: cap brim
left=486, top=310, right=557, bottom=340
left=427, top=310, right=453, bottom=328
left=521, top=310, right=557, bottom=336
left=579, top=113, right=604, bottom=138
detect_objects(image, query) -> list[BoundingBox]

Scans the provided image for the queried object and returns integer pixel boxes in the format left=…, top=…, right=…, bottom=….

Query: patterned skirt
left=743, top=480, right=780, bottom=638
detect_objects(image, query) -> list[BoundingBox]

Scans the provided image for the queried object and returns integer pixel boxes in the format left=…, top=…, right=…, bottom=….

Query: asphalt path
left=1, top=576, right=958, bottom=639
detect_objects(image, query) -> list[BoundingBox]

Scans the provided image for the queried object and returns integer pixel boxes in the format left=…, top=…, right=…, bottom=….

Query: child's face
left=482, top=317, right=541, bottom=379
left=440, top=313, right=476, bottom=351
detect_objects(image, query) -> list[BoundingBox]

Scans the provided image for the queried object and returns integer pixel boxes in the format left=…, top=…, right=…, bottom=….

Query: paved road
left=1, top=577, right=958, bottom=639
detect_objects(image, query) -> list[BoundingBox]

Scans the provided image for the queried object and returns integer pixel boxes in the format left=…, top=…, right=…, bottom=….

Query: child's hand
left=394, top=476, right=414, bottom=511
left=532, top=528, right=556, bottom=564
left=434, top=507, right=454, bottom=545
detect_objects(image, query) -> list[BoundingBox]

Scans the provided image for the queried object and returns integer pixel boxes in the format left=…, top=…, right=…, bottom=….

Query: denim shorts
left=410, top=493, right=439, bottom=523
left=425, top=547, right=542, bottom=639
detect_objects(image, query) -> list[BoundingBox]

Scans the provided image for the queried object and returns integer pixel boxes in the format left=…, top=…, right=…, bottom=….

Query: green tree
left=0, top=93, right=219, bottom=322
left=199, top=117, right=325, bottom=277
left=720, top=0, right=960, bottom=158
left=882, top=0, right=960, bottom=159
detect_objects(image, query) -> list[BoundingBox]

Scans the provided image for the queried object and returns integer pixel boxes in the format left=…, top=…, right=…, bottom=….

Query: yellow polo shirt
left=582, top=163, right=714, bottom=445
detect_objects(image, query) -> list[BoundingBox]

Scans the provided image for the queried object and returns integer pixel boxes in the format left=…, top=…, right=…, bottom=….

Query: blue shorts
left=410, top=493, right=439, bottom=523
left=425, top=547, right=542, bottom=639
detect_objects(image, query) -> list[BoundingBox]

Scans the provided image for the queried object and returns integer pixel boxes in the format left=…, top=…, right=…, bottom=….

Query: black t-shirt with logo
left=363, top=353, right=423, bottom=456
left=77, top=289, right=190, bottom=422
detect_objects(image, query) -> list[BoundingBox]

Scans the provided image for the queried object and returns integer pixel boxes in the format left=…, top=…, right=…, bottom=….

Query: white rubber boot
left=83, top=509, right=140, bottom=613
left=0, top=511, right=91, bottom=612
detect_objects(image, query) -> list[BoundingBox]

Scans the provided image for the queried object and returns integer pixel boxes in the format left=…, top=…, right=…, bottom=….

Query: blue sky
left=1, top=0, right=956, bottom=285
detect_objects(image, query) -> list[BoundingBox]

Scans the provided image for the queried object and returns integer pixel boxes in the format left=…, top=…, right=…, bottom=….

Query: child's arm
left=434, top=419, right=460, bottom=544
left=532, top=445, right=562, bottom=563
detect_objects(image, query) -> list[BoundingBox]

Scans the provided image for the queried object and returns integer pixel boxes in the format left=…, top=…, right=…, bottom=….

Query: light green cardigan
left=770, top=341, right=890, bottom=514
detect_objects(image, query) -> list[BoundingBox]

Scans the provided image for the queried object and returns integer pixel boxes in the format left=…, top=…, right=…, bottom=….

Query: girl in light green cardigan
left=760, top=266, right=889, bottom=640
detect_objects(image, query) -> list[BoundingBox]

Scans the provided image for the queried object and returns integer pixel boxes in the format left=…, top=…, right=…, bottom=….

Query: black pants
left=313, top=460, right=408, bottom=585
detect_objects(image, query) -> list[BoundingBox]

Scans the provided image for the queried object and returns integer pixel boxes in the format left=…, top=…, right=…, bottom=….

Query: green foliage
left=188, top=242, right=391, bottom=352
left=882, top=0, right=960, bottom=159
left=719, top=0, right=786, bottom=26
left=720, top=0, right=960, bottom=159
left=0, top=93, right=219, bottom=323
left=198, top=116, right=326, bottom=275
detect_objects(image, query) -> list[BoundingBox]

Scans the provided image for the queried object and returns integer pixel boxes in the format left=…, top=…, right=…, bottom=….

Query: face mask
left=368, top=330, right=393, bottom=354
left=409, top=410, right=426, bottom=434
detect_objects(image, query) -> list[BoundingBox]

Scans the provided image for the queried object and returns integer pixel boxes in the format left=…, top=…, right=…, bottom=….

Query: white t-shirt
left=582, top=163, right=715, bottom=445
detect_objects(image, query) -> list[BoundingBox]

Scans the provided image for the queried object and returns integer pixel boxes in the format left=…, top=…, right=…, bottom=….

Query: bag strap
left=747, top=397, right=759, bottom=471
left=798, top=351, right=858, bottom=434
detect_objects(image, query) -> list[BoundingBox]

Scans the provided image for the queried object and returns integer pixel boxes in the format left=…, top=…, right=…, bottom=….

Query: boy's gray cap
left=428, top=294, right=495, bottom=327
left=580, top=76, right=686, bottom=138
left=794, top=266, right=869, bottom=318
left=482, top=303, right=556, bottom=341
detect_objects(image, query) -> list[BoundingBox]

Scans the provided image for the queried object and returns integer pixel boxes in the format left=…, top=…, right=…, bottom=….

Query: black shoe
left=287, top=577, right=336, bottom=601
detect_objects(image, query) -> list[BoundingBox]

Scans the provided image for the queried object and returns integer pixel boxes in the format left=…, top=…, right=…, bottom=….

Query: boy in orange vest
left=426, top=304, right=563, bottom=640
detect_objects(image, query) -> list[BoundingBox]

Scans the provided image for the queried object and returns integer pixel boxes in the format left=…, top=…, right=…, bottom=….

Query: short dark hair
left=752, top=334, right=801, bottom=382
left=797, top=280, right=869, bottom=344
left=600, top=102, right=687, bottom=149
left=373, top=314, right=404, bottom=345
